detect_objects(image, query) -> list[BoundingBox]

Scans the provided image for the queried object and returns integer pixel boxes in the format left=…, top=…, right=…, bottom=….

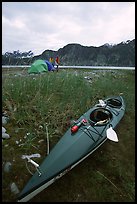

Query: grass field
left=2, top=68, right=135, bottom=202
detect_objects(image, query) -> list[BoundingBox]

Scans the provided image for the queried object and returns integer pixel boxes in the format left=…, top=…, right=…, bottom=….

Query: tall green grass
left=2, top=71, right=94, bottom=136
left=2, top=69, right=135, bottom=202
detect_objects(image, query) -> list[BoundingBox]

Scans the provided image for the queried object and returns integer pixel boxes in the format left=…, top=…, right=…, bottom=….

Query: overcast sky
left=2, top=2, right=135, bottom=56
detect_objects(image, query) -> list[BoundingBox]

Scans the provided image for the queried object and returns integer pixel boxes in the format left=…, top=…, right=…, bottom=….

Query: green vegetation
left=2, top=68, right=135, bottom=202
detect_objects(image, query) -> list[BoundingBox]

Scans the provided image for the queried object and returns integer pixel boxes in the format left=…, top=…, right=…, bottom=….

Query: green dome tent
left=28, top=59, right=48, bottom=74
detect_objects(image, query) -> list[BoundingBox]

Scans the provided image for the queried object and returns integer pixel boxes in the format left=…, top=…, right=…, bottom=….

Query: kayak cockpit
left=106, top=98, right=122, bottom=108
left=89, top=108, right=113, bottom=126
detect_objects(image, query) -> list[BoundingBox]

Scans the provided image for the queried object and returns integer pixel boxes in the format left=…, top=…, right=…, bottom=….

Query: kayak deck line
left=80, top=122, right=107, bottom=142
left=17, top=95, right=125, bottom=202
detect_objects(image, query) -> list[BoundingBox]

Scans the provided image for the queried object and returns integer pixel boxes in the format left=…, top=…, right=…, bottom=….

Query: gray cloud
left=2, top=2, right=135, bottom=55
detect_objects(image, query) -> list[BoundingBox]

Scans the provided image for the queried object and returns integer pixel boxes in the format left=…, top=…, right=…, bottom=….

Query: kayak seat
left=89, top=108, right=112, bottom=125
left=107, top=98, right=122, bottom=108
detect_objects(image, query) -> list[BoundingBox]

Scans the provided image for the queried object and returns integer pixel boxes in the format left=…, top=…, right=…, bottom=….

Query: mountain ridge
left=34, top=39, right=135, bottom=66
left=2, top=39, right=135, bottom=67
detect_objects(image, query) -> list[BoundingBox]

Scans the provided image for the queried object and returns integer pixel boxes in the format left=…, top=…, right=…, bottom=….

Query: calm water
left=59, top=66, right=135, bottom=70
left=2, top=65, right=135, bottom=70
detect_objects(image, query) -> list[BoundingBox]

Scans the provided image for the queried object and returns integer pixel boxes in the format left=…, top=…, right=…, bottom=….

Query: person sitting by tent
left=49, top=57, right=54, bottom=67
left=55, top=56, right=60, bottom=72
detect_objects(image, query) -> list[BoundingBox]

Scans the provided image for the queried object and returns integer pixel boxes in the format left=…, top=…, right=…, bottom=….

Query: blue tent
left=45, top=60, right=54, bottom=71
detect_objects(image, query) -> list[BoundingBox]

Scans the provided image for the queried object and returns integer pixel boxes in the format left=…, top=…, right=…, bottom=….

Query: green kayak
left=18, top=95, right=125, bottom=202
